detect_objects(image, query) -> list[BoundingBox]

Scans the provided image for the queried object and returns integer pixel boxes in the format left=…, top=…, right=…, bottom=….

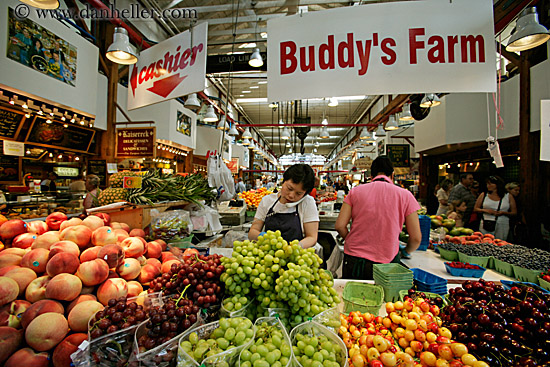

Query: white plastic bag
left=290, top=320, right=348, bottom=367
left=207, top=155, right=236, bottom=202
left=238, top=317, right=293, bottom=367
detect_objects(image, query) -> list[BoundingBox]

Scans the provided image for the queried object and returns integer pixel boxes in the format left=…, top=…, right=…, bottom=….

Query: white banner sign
left=267, top=0, right=496, bottom=101
left=3, top=141, right=24, bottom=156
left=128, top=22, right=208, bottom=110
left=541, top=100, right=550, bottom=162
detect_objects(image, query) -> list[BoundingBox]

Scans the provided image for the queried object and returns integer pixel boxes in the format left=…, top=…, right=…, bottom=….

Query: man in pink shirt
left=335, top=156, right=422, bottom=280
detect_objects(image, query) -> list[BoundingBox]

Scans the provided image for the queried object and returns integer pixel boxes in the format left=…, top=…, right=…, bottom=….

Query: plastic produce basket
left=342, top=282, right=385, bottom=315
left=411, top=268, right=447, bottom=287
left=418, top=215, right=431, bottom=251
left=398, top=290, right=448, bottom=306
left=501, top=280, right=550, bottom=294
left=457, top=252, right=491, bottom=268
left=444, top=262, right=486, bottom=278
left=382, top=285, right=412, bottom=303
left=539, top=277, right=550, bottom=291
left=493, top=258, right=514, bottom=277
left=438, top=248, right=459, bottom=261
left=372, top=263, right=413, bottom=279
left=512, top=265, right=543, bottom=284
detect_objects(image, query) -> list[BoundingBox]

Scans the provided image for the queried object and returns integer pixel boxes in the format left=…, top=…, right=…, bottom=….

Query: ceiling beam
left=208, top=27, right=267, bottom=36
left=175, top=0, right=353, bottom=13
left=200, top=13, right=284, bottom=25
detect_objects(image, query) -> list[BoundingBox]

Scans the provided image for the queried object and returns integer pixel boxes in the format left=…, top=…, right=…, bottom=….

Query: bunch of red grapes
left=443, top=279, right=550, bottom=367
left=89, top=297, right=147, bottom=339
left=148, top=254, right=224, bottom=308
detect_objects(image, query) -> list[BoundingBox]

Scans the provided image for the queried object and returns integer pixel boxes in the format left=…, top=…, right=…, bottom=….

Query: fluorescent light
left=242, top=91, right=252, bottom=94
left=250, top=86, right=259, bottom=89
left=239, top=43, right=257, bottom=48
left=258, top=81, right=268, bottom=84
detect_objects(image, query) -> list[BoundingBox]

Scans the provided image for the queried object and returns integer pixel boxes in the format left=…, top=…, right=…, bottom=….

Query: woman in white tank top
left=473, top=175, right=517, bottom=240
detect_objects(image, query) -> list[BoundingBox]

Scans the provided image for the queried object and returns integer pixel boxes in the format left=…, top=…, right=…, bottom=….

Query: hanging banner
left=128, top=22, right=208, bottom=110
left=115, top=126, right=156, bottom=158
left=267, top=0, right=496, bottom=101
left=541, top=100, right=550, bottom=162
left=227, top=158, right=239, bottom=174
left=3, top=140, right=24, bottom=157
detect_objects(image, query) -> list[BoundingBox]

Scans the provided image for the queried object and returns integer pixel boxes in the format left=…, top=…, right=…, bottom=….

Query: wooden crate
left=94, top=201, right=190, bottom=229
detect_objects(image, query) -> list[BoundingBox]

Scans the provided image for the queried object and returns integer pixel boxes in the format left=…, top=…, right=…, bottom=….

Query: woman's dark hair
left=486, top=175, right=506, bottom=198
left=371, top=156, right=394, bottom=177
left=440, top=178, right=454, bottom=191
left=283, top=164, right=315, bottom=194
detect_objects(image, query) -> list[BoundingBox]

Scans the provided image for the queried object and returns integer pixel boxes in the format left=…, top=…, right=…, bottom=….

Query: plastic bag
left=222, top=230, right=248, bottom=248
left=208, top=155, right=236, bottom=202
left=150, top=209, right=193, bottom=243
left=238, top=317, right=293, bottom=367
left=220, top=296, right=256, bottom=320
left=177, top=318, right=255, bottom=367
left=312, top=307, right=341, bottom=333
left=290, top=321, right=348, bottom=367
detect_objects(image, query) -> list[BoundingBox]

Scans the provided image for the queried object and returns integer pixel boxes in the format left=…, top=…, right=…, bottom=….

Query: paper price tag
left=123, top=176, right=142, bottom=189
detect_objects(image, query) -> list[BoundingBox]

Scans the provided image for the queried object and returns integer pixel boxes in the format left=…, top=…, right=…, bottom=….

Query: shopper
left=235, top=178, right=246, bottom=194
left=40, top=172, right=58, bottom=192
left=69, top=173, right=86, bottom=192
left=446, top=200, right=467, bottom=228
left=506, top=182, right=525, bottom=243
left=435, top=179, right=454, bottom=215
left=83, top=175, right=102, bottom=210
left=334, top=156, right=422, bottom=280
left=468, top=180, right=481, bottom=230
left=448, top=173, right=476, bottom=226
left=473, top=175, right=517, bottom=240
left=310, top=177, right=320, bottom=201
left=249, top=164, right=319, bottom=249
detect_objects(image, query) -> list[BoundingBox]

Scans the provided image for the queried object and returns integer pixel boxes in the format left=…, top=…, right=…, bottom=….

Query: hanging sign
left=386, top=144, right=410, bottom=167
left=227, top=158, right=239, bottom=174
left=355, top=157, right=373, bottom=170
left=115, top=127, right=156, bottom=158
left=267, top=0, right=496, bottom=101
left=128, top=22, right=208, bottom=110
left=541, top=100, right=550, bottom=162
left=3, top=140, right=24, bottom=157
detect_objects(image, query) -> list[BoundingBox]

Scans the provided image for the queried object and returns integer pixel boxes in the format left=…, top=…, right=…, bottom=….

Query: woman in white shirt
left=436, top=179, right=454, bottom=215
left=473, top=175, right=517, bottom=240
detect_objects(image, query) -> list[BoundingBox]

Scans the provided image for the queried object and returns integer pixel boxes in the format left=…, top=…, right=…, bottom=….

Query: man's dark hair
left=371, top=156, right=394, bottom=177
left=459, top=173, right=472, bottom=182
left=49, top=172, right=58, bottom=179
left=283, top=164, right=315, bottom=194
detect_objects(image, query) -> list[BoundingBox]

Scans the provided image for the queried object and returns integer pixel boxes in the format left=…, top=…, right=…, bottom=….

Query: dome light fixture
left=420, top=93, right=441, bottom=108
left=360, top=128, right=373, bottom=141
left=375, top=124, right=386, bottom=136
left=248, top=141, right=256, bottom=150
left=242, top=138, right=250, bottom=146
left=249, top=48, right=263, bottom=67
left=321, top=117, right=328, bottom=126
left=217, top=115, right=229, bottom=130
left=19, top=0, right=59, bottom=9
left=242, top=128, right=252, bottom=140
left=319, top=126, right=330, bottom=139
left=228, top=123, right=239, bottom=136
left=269, top=102, right=278, bottom=109
left=106, top=28, right=139, bottom=65
left=203, top=105, right=218, bottom=122
left=184, top=93, right=201, bottom=110
left=506, top=7, right=550, bottom=52
left=278, top=119, right=285, bottom=129
left=385, top=115, right=399, bottom=130
left=328, top=97, right=338, bottom=107
left=281, top=127, right=291, bottom=140
left=399, top=103, right=414, bottom=121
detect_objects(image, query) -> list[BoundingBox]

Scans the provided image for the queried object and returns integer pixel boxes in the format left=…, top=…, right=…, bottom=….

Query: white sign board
left=267, top=0, right=496, bottom=101
left=128, top=22, right=208, bottom=110
left=3, top=141, right=24, bottom=156
left=541, top=100, right=550, bottom=162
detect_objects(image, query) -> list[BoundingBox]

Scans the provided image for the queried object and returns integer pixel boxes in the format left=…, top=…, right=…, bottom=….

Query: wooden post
left=185, top=152, right=194, bottom=173
left=100, top=24, right=118, bottom=166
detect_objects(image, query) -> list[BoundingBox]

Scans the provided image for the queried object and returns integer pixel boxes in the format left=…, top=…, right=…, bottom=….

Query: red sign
left=227, top=158, right=239, bottom=174
left=116, top=127, right=156, bottom=158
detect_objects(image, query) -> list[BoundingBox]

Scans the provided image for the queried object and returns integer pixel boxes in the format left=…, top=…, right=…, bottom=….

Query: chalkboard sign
left=0, top=107, right=25, bottom=139
left=386, top=144, right=410, bottom=168
left=25, top=116, right=95, bottom=153
left=88, top=160, right=106, bottom=187
left=0, top=155, right=21, bottom=183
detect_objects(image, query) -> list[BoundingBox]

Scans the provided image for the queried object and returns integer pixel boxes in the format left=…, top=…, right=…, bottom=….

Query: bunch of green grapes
left=292, top=333, right=344, bottom=367
left=240, top=321, right=293, bottom=367
left=222, top=295, right=256, bottom=320
left=179, top=317, right=254, bottom=365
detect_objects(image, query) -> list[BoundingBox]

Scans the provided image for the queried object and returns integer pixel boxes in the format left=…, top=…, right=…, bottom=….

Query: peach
left=52, top=333, right=88, bottom=367
left=45, top=273, right=82, bottom=301
left=46, top=253, right=80, bottom=276
left=138, top=263, right=161, bottom=286
left=156, top=239, right=167, bottom=251
left=129, top=228, right=146, bottom=238
left=97, top=243, right=125, bottom=268
left=80, top=285, right=95, bottom=295
left=80, top=246, right=101, bottom=263
left=46, top=212, right=68, bottom=231
left=12, top=233, right=37, bottom=249
left=26, top=220, right=49, bottom=235
left=120, top=223, right=130, bottom=232
left=21, top=248, right=49, bottom=274
left=1, top=248, right=27, bottom=256
left=68, top=300, right=103, bottom=332
left=0, top=300, right=31, bottom=328
left=162, top=259, right=181, bottom=274
left=32, top=231, right=61, bottom=249
left=25, top=275, right=51, bottom=303
left=0, top=219, right=28, bottom=243
left=0, top=327, right=23, bottom=363
left=0, top=277, right=19, bottom=306
left=161, top=251, right=178, bottom=263
left=20, top=299, right=64, bottom=329
left=4, top=268, right=36, bottom=296
left=25, top=312, right=68, bottom=351
left=127, top=281, right=143, bottom=298
left=49, top=240, right=80, bottom=258
left=110, top=221, right=123, bottom=229
left=93, top=213, right=111, bottom=227
left=97, top=278, right=128, bottom=305
left=0, top=265, right=19, bottom=276
left=146, top=241, right=163, bottom=259
left=147, top=258, right=162, bottom=271
left=75, top=259, right=109, bottom=287
left=136, top=255, right=147, bottom=265
left=59, top=217, right=82, bottom=231
left=92, top=226, right=118, bottom=246
left=121, top=237, right=145, bottom=258
left=117, top=258, right=141, bottom=280
left=82, top=216, right=105, bottom=231
left=107, top=270, right=119, bottom=278
left=114, top=228, right=129, bottom=242
left=5, top=347, right=49, bottom=367
left=67, top=294, right=97, bottom=314
left=0, top=253, right=22, bottom=268
left=60, top=225, right=93, bottom=249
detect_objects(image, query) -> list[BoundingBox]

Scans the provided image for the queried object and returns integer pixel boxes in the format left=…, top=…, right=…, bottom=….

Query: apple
left=46, top=212, right=68, bottom=231
left=59, top=217, right=82, bottom=231
left=93, top=213, right=111, bottom=227
left=12, top=233, right=37, bottom=249
left=60, top=225, right=92, bottom=249
left=82, top=216, right=105, bottom=231
left=120, top=237, right=145, bottom=258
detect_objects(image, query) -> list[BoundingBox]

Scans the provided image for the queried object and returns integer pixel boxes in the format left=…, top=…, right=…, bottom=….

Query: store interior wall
left=195, top=125, right=231, bottom=161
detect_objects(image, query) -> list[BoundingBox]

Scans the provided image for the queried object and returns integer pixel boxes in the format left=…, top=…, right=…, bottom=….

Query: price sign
left=123, top=176, right=142, bottom=189
left=386, top=144, right=410, bottom=167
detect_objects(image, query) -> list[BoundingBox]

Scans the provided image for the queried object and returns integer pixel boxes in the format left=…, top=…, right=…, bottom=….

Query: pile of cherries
left=446, top=261, right=481, bottom=269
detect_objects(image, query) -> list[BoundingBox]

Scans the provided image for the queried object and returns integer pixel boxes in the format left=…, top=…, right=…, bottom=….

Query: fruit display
left=440, top=232, right=511, bottom=246
left=292, top=321, right=346, bottom=367
left=239, top=187, right=272, bottom=208
left=429, top=214, right=475, bottom=235
left=221, top=295, right=256, bottom=319
left=239, top=318, right=293, bottom=367
left=89, top=297, right=146, bottom=339
left=150, top=210, right=191, bottom=242
left=443, top=279, right=550, bottom=366
left=446, top=262, right=482, bottom=270
left=540, top=270, right=550, bottom=284
left=220, top=230, right=340, bottom=327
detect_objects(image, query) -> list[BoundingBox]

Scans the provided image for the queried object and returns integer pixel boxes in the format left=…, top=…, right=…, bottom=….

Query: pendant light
left=184, top=93, right=201, bottom=110
left=506, top=7, right=550, bottom=52
left=281, top=127, right=291, bottom=140
left=242, top=128, right=252, bottom=140
left=203, top=105, right=218, bottom=122
left=217, top=115, right=229, bottom=130
left=360, top=128, right=373, bottom=141
left=249, top=48, right=263, bottom=67
left=319, top=126, right=330, bottom=139
left=420, top=94, right=441, bottom=108
left=106, top=28, right=139, bottom=65
left=321, top=117, right=328, bottom=125
left=314, top=140, right=320, bottom=148
left=228, top=123, right=238, bottom=136
left=278, top=118, right=285, bottom=128
left=269, top=102, right=278, bottom=109
left=19, top=0, right=59, bottom=9
left=227, top=104, right=234, bottom=119
left=400, top=103, right=414, bottom=121
left=248, top=141, right=255, bottom=150
left=385, top=115, right=399, bottom=130
left=328, top=97, right=338, bottom=107
left=242, top=138, right=250, bottom=146
left=286, top=141, right=291, bottom=147
left=375, top=124, right=386, bottom=136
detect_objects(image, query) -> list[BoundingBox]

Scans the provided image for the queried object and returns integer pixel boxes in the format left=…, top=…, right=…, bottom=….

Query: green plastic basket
left=398, top=290, right=448, bottom=307
left=246, top=210, right=256, bottom=217
left=493, top=258, right=514, bottom=277
left=539, top=277, right=550, bottom=291
left=342, top=282, right=384, bottom=315
left=512, top=265, right=542, bottom=284
left=373, top=263, right=413, bottom=277
left=457, top=252, right=491, bottom=268
left=438, top=248, right=458, bottom=261
left=374, top=277, right=414, bottom=287
left=381, top=285, right=411, bottom=302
